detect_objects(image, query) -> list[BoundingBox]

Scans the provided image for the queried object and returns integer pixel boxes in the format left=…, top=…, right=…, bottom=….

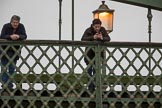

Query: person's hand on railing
left=10, top=34, right=20, bottom=40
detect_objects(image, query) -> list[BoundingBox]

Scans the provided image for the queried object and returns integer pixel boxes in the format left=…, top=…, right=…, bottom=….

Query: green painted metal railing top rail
left=1, top=39, right=162, bottom=46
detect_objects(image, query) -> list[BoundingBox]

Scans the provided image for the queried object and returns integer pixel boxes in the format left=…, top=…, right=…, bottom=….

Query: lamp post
left=93, top=1, right=114, bottom=33
left=92, top=1, right=114, bottom=108
left=92, top=1, right=114, bottom=76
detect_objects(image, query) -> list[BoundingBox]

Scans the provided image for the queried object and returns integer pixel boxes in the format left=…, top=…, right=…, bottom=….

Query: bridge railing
left=0, top=40, right=162, bottom=108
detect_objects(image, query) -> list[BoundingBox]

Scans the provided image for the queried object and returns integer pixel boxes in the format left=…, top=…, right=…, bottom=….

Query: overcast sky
left=0, top=0, right=162, bottom=42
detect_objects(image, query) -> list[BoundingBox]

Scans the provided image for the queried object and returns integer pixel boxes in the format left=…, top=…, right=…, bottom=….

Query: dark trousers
left=87, top=65, right=95, bottom=91
left=1, top=52, right=17, bottom=89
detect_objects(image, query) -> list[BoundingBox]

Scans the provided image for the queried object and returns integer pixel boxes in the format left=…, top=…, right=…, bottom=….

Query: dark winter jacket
left=0, top=23, right=27, bottom=60
left=81, top=25, right=110, bottom=64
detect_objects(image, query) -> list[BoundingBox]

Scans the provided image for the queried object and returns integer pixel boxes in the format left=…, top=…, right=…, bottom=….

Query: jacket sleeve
left=0, top=24, right=11, bottom=39
left=18, top=24, right=27, bottom=40
left=101, top=27, right=111, bottom=42
left=81, top=28, right=94, bottom=41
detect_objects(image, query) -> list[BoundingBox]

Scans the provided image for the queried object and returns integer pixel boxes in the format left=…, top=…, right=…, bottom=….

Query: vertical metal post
left=96, top=45, right=103, bottom=108
left=147, top=8, right=152, bottom=72
left=72, top=0, right=74, bottom=72
left=58, top=0, right=62, bottom=71
left=59, top=0, right=62, bottom=40
left=72, top=0, right=74, bottom=40
left=147, top=8, right=152, bottom=43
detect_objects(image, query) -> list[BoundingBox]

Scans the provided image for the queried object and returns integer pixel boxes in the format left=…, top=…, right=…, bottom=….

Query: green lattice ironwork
left=0, top=40, right=162, bottom=108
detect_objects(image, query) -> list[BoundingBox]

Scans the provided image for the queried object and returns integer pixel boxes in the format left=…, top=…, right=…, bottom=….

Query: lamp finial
left=102, top=1, right=105, bottom=5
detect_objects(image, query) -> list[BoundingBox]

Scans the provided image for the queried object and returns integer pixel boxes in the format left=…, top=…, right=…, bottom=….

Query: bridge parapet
left=0, top=40, right=162, bottom=108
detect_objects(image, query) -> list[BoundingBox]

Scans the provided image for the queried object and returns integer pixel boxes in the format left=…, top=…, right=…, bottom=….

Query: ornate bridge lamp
left=93, top=1, right=114, bottom=34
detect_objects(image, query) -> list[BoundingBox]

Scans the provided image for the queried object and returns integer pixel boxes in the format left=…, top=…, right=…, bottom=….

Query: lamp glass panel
left=99, top=12, right=113, bottom=32
left=94, top=13, right=99, bottom=19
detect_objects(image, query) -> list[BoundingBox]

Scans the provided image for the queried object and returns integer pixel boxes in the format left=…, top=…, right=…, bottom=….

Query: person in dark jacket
left=0, top=15, right=27, bottom=89
left=81, top=19, right=110, bottom=92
